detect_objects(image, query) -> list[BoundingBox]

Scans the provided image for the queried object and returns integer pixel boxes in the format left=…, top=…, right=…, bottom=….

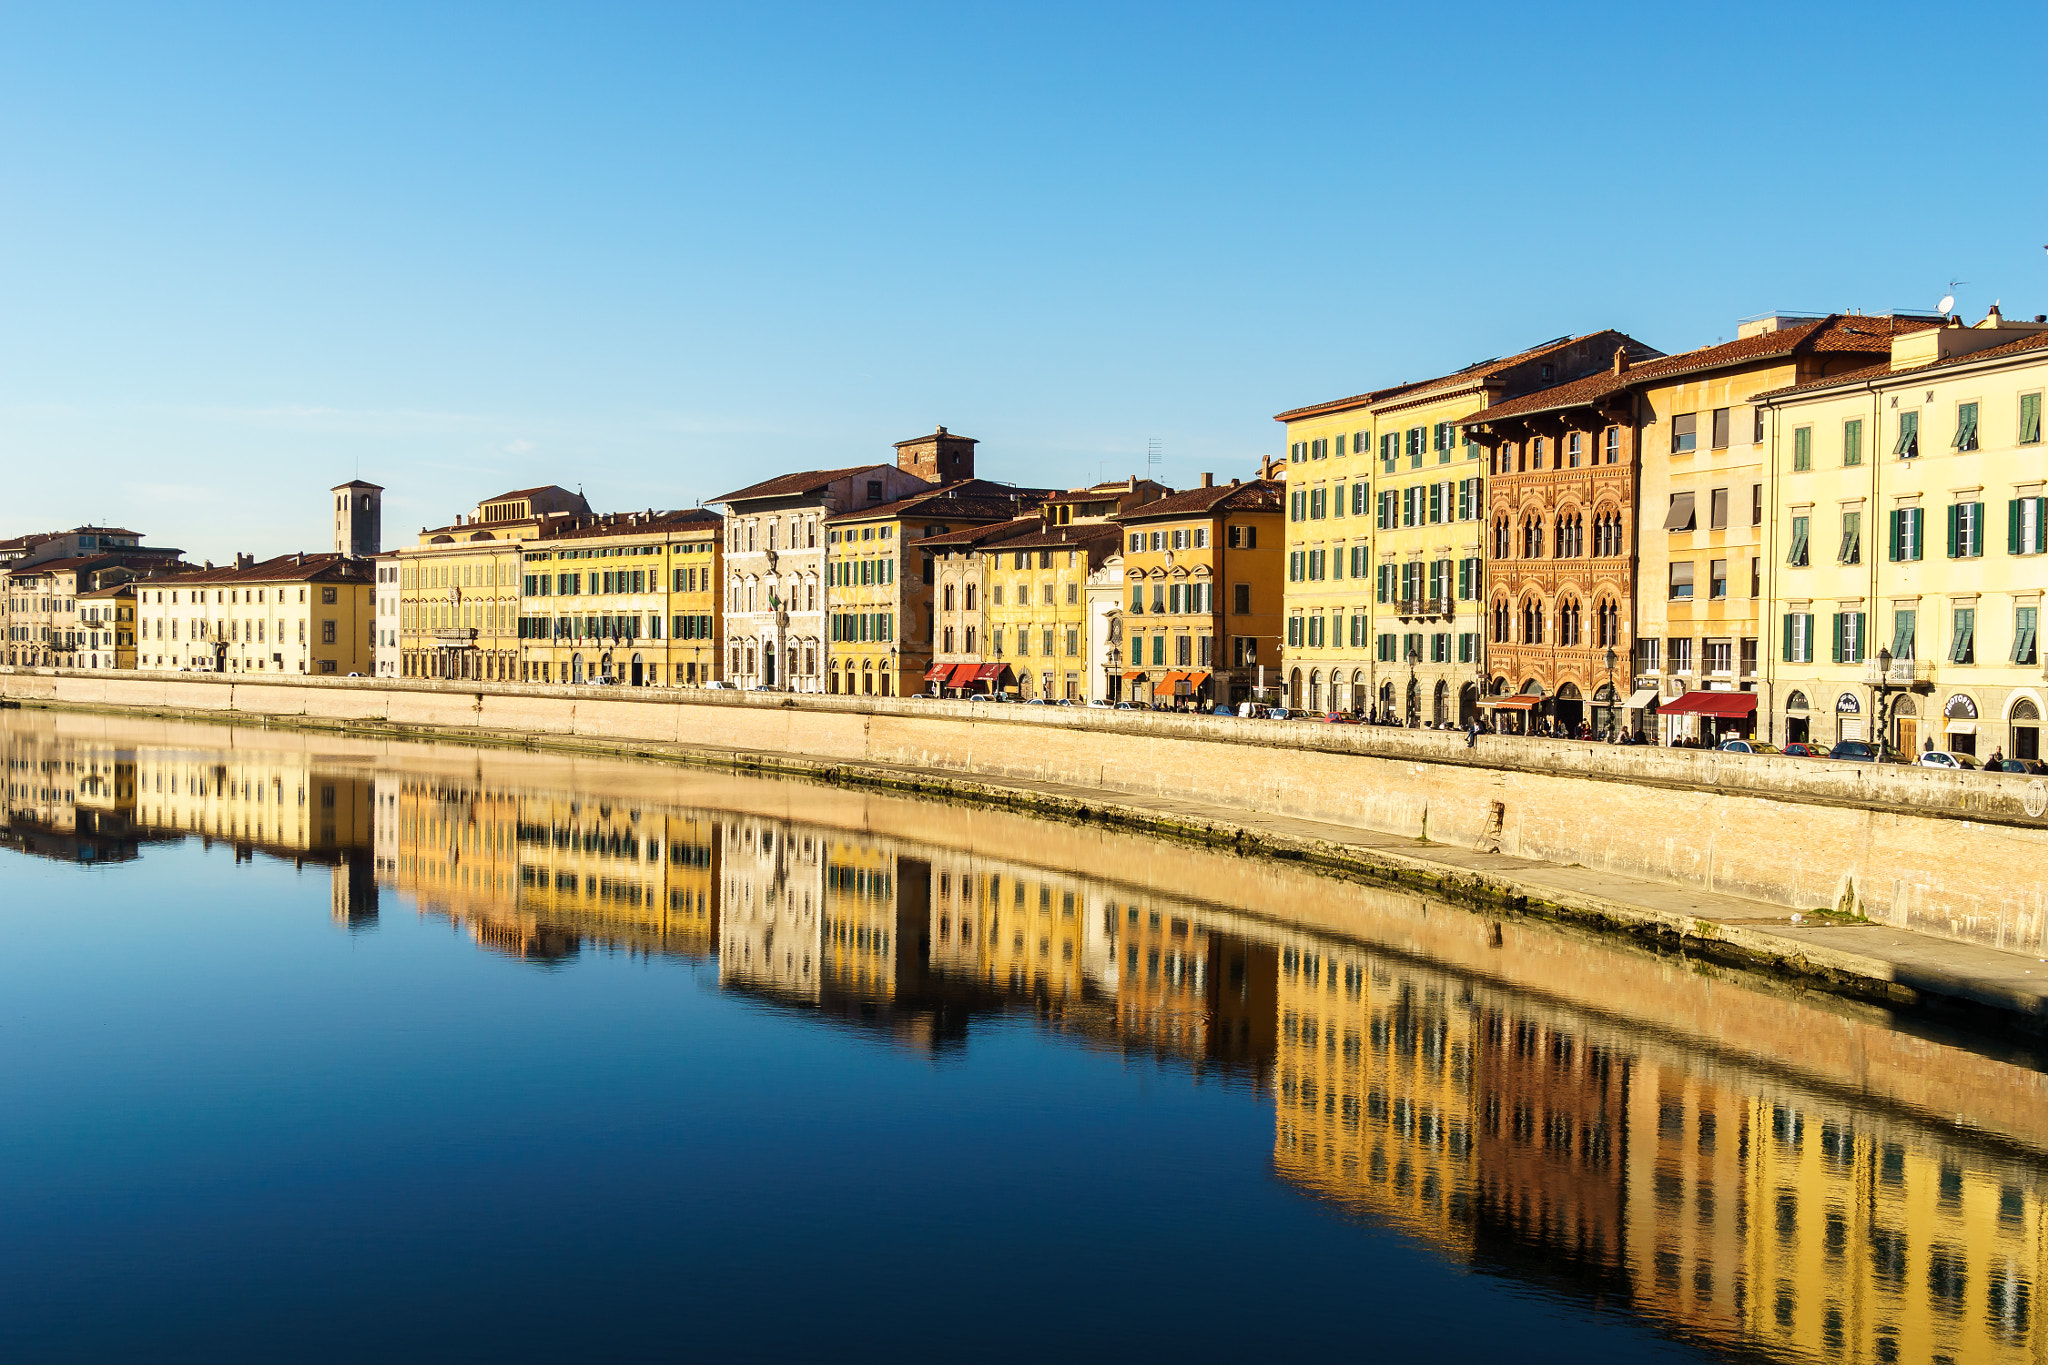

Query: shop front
left=1659, top=689, right=1757, bottom=746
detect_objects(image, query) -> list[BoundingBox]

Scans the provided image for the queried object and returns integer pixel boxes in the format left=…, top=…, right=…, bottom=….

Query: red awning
left=1122, top=670, right=1147, bottom=682
left=1184, top=671, right=1211, bottom=690
left=924, top=662, right=953, bottom=681
left=947, top=662, right=981, bottom=687
left=1659, top=690, right=1759, bottom=719
left=1157, top=670, right=1189, bottom=692
left=1485, top=696, right=1542, bottom=710
left=972, top=662, right=1010, bottom=681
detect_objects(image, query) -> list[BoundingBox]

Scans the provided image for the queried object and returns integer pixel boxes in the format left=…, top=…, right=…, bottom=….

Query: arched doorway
left=1784, top=689, right=1809, bottom=744
left=1459, top=682, right=1479, bottom=725
left=571, top=652, right=584, bottom=684
left=1288, top=669, right=1303, bottom=709
left=1553, top=682, right=1583, bottom=734
left=763, top=643, right=777, bottom=687
left=1432, top=680, right=1448, bottom=724
left=1405, top=677, right=1420, bottom=727
left=630, top=653, right=644, bottom=687
left=1309, top=669, right=1322, bottom=712
left=1892, top=695, right=1918, bottom=757
left=1591, top=683, right=1618, bottom=736
left=2011, top=697, right=2042, bottom=761
left=1943, top=693, right=1979, bottom=756
left=1380, top=681, right=1395, bottom=717
left=1352, top=670, right=1366, bottom=716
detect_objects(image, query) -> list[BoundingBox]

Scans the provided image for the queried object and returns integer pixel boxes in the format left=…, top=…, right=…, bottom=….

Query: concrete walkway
left=757, top=747, right=2048, bottom=1023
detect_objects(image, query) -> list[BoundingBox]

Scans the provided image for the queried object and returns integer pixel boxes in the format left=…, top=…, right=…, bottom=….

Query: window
left=1843, top=418, right=1863, bottom=466
left=1711, top=408, right=1730, bottom=449
left=1948, top=607, right=1977, bottom=664
left=1952, top=402, right=1979, bottom=451
left=1792, top=426, right=1812, bottom=471
left=1233, top=583, right=1251, bottom=614
left=1788, top=515, right=1810, bottom=566
left=1669, top=637, right=1693, bottom=673
left=2022, top=393, right=2043, bottom=445
left=1710, top=559, right=1728, bottom=598
left=1782, top=613, right=1814, bottom=663
left=1705, top=639, right=1732, bottom=674
left=1891, top=609, right=1916, bottom=659
left=1887, top=507, right=1923, bottom=561
left=1831, top=611, right=1866, bottom=664
left=1669, top=561, right=1694, bottom=599
left=1664, top=492, right=1696, bottom=532
left=1671, top=413, right=1698, bottom=453
left=1949, top=501, right=1984, bottom=558
left=1710, top=487, right=1729, bottom=530
left=2012, top=496, right=2048, bottom=555
left=1838, top=511, right=1861, bottom=565
left=2015, top=607, right=2039, bottom=665
left=1893, top=411, right=1919, bottom=458
left=1638, top=638, right=1660, bottom=672
left=321, top=620, right=336, bottom=644
left=1752, top=483, right=1764, bottom=526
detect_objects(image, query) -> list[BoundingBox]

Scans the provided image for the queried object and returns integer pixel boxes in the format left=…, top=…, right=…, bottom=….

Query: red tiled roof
left=1117, top=479, right=1284, bottom=522
left=827, top=480, right=1051, bottom=523
left=715, top=465, right=905, bottom=504
left=544, top=508, right=722, bottom=542
left=1274, top=331, right=1660, bottom=423
left=1752, top=326, right=2048, bottom=402
left=918, top=516, right=1045, bottom=551
left=142, top=553, right=370, bottom=586
left=974, top=522, right=1122, bottom=553
left=1469, top=315, right=1942, bottom=424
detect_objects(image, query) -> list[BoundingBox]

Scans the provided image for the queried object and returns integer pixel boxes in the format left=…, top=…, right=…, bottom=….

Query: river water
left=3, top=709, right=2045, bottom=1364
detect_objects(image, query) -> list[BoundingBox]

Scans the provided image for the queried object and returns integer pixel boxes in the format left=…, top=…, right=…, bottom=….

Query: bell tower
left=892, top=426, right=977, bottom=485
left=332, top=480, right=383, bottom=558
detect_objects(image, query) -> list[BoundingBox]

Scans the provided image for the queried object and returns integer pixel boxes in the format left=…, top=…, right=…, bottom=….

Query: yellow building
left=824, top=481, right=1041, bottom=697
left=395, top=484, right=590, bottom=682
left=1275, top=331, right=1654, bottom=721
left=1612, top=314, right=1934, bottom=742
left=76, top=581, right=137, bottom=670
left=134, top=553, right=374, bottom=676
left=979, top=520, right=1122, bottom=700
left=1756, top=309, right=2048, bottom=759
left=1113, top=475, right=1284, bottom=708
left=517, top=508, right=724, bottom=687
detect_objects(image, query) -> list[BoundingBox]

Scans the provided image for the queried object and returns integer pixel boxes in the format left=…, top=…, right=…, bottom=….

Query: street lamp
left=1874, top=645, right=1897, bottom=761
left=1405, top=635, right=1420, bottom=727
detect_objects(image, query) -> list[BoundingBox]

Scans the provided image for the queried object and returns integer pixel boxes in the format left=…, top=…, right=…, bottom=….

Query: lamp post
left=1604, top=645, right=1617, bottom=737
left=1874, top=646, right=1897, bottom=761
left=1405, top=635, right=1420, bottom=728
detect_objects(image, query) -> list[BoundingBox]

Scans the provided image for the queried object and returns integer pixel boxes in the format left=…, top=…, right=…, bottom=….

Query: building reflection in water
left=6, top=715, right=2046, bottom=1365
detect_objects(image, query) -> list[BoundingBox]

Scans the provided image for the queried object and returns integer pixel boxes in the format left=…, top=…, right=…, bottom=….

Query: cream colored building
left=134, top=553, right=374, bottom=675
left=1757, top=308, right=2048, bottom=759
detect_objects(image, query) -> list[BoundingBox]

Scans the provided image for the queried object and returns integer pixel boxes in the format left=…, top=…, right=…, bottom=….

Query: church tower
left=892, top=426, right=977, bottom=485
left=332, top=480, right=383, bottom=558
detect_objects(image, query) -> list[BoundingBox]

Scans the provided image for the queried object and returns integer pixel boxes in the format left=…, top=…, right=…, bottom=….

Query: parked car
left=701, top=680, right=733, bottom=690
left=1782, top=742, right=1828, bottom=758
left=1828, top=741, right=1881, bottom=762
left=1720, top=739, right=1780, bottom=754
left=1918, top=750, right=1980, bottom=770
left=1112, top=701, right=1139, bottom=710
left=1088, top=698, right=1114, bottom=708
left=1211, top=704, right=1235, bottom=716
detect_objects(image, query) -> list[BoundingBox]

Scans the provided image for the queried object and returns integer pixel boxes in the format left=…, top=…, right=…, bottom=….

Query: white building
left=372, top=553, right=401, bottom=678
left=714, top=463, right=932, bottom=691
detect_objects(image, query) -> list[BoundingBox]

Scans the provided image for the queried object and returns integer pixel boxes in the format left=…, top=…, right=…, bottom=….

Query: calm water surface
left=4, top=710, right=2045, bottom=1364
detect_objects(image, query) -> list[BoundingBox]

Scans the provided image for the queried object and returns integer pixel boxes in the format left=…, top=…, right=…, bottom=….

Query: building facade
left=716, top=443, right=942, bottom=693
left=825, top=482, right=1043, bottom=697
left=373, top=555, right=400, bottom=678
left=394, top=484, right=589, bottom=682
left=1114, top=476, right=1284, bottom=708
left=979, top=522, right=1121, bottom=700
left=1277, top=331, right=1657, bottom=722
left=516, top=508, right=721, bottom=687
left=1757, top=310, right=2048, bottom=759
left=921, top=518, right=1039, bottom=694
left=134, top=553, right=374, bottom=675
left=76, top=582, right=136, bottom=670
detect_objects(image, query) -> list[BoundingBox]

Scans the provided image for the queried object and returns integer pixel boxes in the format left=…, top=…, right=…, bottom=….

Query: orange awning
left=947, top=663, right=981, bottom=687
left=1157, top=670, right=1188, bottom=692
left=1484, top=696, right=1542, bottom=710
left=1184, top=671, right=1211, bottom=690
left=1122, top=670, right=1147, bottom=681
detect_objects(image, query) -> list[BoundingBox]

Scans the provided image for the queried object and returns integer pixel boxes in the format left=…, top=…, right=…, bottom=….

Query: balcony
left=1864, top=656, right=1935, bottom=690
left=1395, top=597, right=1455, bottom=621
left=432, top=628, right=478, bottom=647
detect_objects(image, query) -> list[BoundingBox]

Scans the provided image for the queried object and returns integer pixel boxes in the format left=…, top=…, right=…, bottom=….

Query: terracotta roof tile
left=1117, top=479, right=1283, bottom=521
left=715, top=465, right=903, bottom=504
left=918, top=516, right=1045, bottom=551
left=827, top=480, right=1051, bottom=523
left=1752, top=327, right=2048, bottom=402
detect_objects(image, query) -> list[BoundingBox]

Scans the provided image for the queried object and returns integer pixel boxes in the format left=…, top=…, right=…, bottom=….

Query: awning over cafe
left=947, top=663, right=982, bottom=687
left=1481, top=696, right=1541, bottom=710
left=1122, top=670, right=1147, bottom=682
left=972, top=662, right=1010, bottom=682
left=1623, top=688, right=1659, bottom=710
left=924, top=662, right=953, bottom=681
left=1658, top=690, right=1759, bottom=718
left=1184, top=671, right=1211, bottom=691
left=1157, top=670, right=1188, bottom=693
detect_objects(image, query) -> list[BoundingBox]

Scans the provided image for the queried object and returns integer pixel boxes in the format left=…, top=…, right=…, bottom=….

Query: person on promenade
left=1465, top=717, right=1481, bottom=748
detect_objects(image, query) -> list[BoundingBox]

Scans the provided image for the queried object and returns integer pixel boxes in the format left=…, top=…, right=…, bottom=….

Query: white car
left=700, top=680, right=733, bottom=690
left=1918, top=750, right=1979, bottom=770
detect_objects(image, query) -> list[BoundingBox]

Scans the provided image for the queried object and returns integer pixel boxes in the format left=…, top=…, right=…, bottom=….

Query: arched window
left=1493, top=516, right=1512, bottom=559
left=1309, top=669, right=1323, bottom=711
left=1522, top=514, right=1544, bottom=559
left=1556, top=510, right=1583, bottom=558
left=1491, top=597, right=1511, bottom=643
left=1521, top=598, right=1545, bottom=645
left=1558, top=596, right=1582, bottom=647
left=1596, top=598, right=1620, bottom=648
left=1433, top=680, right=1449, bottom=723
left=1785, top=690, right=1809, bottom=712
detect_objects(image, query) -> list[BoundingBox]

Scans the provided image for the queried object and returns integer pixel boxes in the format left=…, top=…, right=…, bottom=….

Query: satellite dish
left=1938, top=294, right=1955, bottom=316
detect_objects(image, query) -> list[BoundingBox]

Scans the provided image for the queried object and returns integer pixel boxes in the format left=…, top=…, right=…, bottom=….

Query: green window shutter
left=1887, top=509, right=1901, bottom=562
left=2012, top=500, right=2023, bottom=556
left=1782, top=614, right=1794, bottom=663
left=2015, top=607, right=2039, bottom=664
left=2024, top=393, right=2043, bottom=445
left=1947, top=503, right=1960, bottom=558
left=1971, top=502, right=1986, bottom=556
left=1793, top=427, right=1811, bottom=470
left=1831, top=613, right=1843, bottom=663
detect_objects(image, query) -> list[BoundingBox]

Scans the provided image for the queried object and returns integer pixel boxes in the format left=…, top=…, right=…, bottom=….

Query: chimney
left=1987, top=303, right=2005, bottom=324
left=1612, top=346, right=1630, bottom=376
left=235, top=553, right=253, bottom=570
left=1200, top=472, right=1214, bottom=488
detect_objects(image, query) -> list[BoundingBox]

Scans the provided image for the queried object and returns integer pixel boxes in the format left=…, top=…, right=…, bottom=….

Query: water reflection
left=6, top=712, right=2047, bottom=1364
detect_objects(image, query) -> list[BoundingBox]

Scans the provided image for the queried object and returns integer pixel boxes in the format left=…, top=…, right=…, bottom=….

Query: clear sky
left=3, top=1, right=2043, bottom=563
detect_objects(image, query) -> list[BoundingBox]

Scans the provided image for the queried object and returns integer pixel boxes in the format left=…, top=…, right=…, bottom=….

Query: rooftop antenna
left=1939, top=280, right=1967, bottom=316
left=1146, top=438, right=1163, bottom=481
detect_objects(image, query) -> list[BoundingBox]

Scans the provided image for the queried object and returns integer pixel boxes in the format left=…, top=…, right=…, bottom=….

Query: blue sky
left=2, top=1, right=2043, bottom=563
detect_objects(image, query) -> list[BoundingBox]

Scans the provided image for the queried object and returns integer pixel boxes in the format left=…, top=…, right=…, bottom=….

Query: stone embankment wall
left=7, top=668, right=2047, bottom=952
